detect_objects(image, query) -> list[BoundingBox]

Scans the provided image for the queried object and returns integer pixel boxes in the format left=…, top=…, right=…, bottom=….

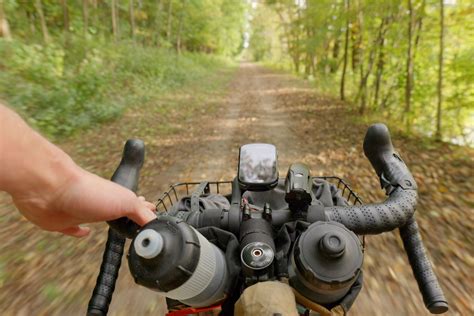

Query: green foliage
left=181, top=0, right=246, bottom=55
left=0, top=38, right=231, bottom=138
left=0, top=0, right=244, bottom=138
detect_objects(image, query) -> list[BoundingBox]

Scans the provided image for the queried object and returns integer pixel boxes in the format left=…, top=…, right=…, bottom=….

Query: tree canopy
left=1, top=0, right=245, bottom=55
left=248, top=0, right=473, bottom=144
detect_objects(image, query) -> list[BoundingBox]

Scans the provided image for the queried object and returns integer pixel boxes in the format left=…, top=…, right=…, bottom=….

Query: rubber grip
left=87, top=229, right=125, bottom=315
left=399, top=216, right=448, bottom=314
left=107, top=139, right=145, bottom=238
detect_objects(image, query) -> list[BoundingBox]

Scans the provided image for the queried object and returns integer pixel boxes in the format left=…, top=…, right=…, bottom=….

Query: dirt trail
left=1, top=63, right=472, bottom=315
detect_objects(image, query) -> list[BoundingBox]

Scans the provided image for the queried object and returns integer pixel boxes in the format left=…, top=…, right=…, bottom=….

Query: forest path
left=0, top=63, right=472, bottom=315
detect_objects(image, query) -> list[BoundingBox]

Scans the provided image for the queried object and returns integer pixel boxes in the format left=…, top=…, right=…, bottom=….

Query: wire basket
left=159, top=177, right=366, bottom=316
left=155, top=176, right=363, bottom=214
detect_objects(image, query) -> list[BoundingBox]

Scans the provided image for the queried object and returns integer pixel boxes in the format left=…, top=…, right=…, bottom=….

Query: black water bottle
left=289, top=221, right=363, bottom=305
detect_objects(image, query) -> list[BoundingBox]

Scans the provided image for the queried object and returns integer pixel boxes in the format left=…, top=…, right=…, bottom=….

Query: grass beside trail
left=0, top=38, right=234, bottom=139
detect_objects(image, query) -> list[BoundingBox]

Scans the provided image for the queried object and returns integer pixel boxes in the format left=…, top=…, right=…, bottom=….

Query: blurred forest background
left=250, top=0, right=473, bottom=145
left=0, top=0, right=472, bottom=144
left=0, top=0, right=245, bottom=137
left=0, top=1, right=473, bottom=315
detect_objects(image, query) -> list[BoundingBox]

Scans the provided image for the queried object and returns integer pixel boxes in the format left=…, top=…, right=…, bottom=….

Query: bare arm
left=0, top=104, right=156, bottom=237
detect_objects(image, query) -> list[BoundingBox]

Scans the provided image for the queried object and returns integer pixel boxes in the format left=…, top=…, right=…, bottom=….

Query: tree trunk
left=275, top=5, right=299, bottom=73
left=373, top=35, right=385, bottom=108
left=167, top=0, right=173, bottom=42
left=0, top=0, right=12, bottom=40
left=92, top=0, right=99, bottom=34
left=60, top=0, right=69, bottom=33
left=351, top=1, right=363, bottom=72
left=83, top=0, right=89, bottom=37
left=155, top=0, right=163, bottom=45
left=404, top=0, right=415, bottom=129
left=413, top=0, right=425, bottom=59
left=61, top=0, right=71, bottom=50
left=381, top=53, right=405, bottom=110
left=304, top=25, right=313, bottom=78
left=35, top=0, right=50, bottom=43
left=435, top=0, right=444, bottom=141
left=176, top=0, right=185, bottom=54
left=340, top=0, right=350, bottom=100
left=330, top=37, right=340, bottom=73
left=111, top=0, right=119, bottom=41
left=25, top=8, right=36, bottom=35
left=358, top=17, right=387, bottom=114
left=129, top=0, right=135, bottom=40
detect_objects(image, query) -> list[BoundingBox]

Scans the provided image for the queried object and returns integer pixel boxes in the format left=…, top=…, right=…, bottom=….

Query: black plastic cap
left=319, top=232, right=346, bottom=258
left=128, top=216, right=201, bottom=292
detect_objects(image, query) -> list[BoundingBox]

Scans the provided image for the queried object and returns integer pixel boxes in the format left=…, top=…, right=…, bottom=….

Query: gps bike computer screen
left=238, top=143, right=278, bottom=191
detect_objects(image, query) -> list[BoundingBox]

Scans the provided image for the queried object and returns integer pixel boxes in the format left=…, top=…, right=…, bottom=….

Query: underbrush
left=0, top=39, right=232, bottom=138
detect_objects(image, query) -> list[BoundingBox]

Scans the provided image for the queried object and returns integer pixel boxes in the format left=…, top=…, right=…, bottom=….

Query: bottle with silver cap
left=128, top=216, right=230, bottom=307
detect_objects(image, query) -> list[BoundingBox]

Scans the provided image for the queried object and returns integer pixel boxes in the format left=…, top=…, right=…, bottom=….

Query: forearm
left=0, top=104, right=79, bottom=198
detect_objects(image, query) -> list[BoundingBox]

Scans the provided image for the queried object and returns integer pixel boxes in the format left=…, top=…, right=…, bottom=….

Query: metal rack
left=155, top=176, right=363, bottom=214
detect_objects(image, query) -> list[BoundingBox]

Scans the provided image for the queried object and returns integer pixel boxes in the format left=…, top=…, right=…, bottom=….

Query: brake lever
left=107, top=139, right=145, bottom=238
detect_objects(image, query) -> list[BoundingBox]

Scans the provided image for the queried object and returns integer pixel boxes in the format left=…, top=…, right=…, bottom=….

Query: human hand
left=11, top=167, right=156, bottom=237
left=1, top=104, right=156, bottom=237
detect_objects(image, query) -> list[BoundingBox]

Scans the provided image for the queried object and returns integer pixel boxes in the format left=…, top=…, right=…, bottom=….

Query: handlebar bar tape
left=87, top=229, right=125, bottom=316
left=107, top=139, right=145, bottom=238
left=399, top=216, right=449, bottom=314
left=320, top=124, right=418, bottom=234
left=321, top=187, right=417, bottom=234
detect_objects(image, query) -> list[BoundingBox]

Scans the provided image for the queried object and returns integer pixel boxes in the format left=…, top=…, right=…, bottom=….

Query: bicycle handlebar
left=88, top=126, right=448, bottom=315
left=87, top=139, right=145, bottom=316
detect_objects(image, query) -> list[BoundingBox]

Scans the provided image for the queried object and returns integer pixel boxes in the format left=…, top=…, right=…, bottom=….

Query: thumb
left=126, top=204, right=156, bottom=226
left=60, top=226, right=91, bottom=238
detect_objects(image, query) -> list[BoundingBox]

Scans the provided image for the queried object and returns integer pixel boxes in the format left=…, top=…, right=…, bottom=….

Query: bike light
left=128, top=216, right=230, bottom=308
left=241, top=242, right=274, bottom=272
left=285, top=162, right=313, bottom=212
